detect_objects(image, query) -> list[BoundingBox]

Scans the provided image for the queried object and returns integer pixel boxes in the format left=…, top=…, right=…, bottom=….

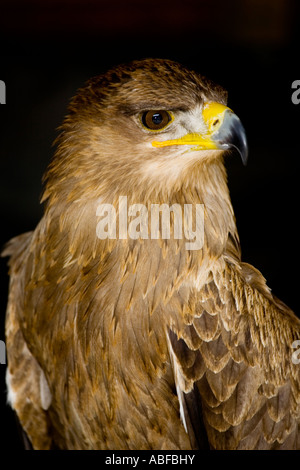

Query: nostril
left=212, top=119, right=220, bottom=127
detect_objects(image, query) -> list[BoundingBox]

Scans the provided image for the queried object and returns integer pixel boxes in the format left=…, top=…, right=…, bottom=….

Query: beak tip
left=236, top=136, right=249, bottom=166
left=242, top=150, right=249, bottom=166
left=213, top=111, right=249, bottom=166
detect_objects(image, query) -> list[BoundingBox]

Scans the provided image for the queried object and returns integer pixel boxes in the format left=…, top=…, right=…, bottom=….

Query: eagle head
left=43, top=58, right=248, bottom=206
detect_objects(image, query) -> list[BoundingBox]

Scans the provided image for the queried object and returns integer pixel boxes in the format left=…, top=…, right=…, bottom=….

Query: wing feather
left=167, top=257, right=300, bottom=449
left=3, top=232, right=53, bottom=449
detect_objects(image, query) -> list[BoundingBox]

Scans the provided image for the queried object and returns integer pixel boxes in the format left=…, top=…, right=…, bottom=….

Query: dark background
left=0, top=0, right=299, bottom=450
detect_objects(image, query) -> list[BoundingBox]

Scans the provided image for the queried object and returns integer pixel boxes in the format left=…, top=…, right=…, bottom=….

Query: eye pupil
left=152, top=113, right=163, bottom=125
left=141, top=110, right=171, bottom=130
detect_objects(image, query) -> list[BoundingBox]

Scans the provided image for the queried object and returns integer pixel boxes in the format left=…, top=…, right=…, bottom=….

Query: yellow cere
left=152, top=102, right=231, bottom=150
left=202, top=102, right=232, bottom=132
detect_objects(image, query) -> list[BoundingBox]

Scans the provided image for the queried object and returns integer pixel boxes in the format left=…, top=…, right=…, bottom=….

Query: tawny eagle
left=3, top=59, right=300, bottom=450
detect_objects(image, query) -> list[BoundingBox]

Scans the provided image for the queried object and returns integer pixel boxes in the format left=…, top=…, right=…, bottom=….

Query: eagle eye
left=141, top=110, right=173, bottom=131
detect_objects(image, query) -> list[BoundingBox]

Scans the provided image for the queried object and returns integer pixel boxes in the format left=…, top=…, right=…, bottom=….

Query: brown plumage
left=3, top=58, right=300, bottom=450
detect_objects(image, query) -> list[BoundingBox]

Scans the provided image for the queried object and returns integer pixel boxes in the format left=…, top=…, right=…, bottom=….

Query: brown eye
left=141, top=110, right=172, bottom=131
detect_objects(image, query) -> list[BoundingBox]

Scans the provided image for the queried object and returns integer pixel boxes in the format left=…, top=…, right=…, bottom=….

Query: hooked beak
left=152, top=102, right=248, bottom=165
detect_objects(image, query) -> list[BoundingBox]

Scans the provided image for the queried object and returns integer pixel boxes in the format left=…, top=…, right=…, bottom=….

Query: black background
left=0, top=0, right=299, bottom=450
